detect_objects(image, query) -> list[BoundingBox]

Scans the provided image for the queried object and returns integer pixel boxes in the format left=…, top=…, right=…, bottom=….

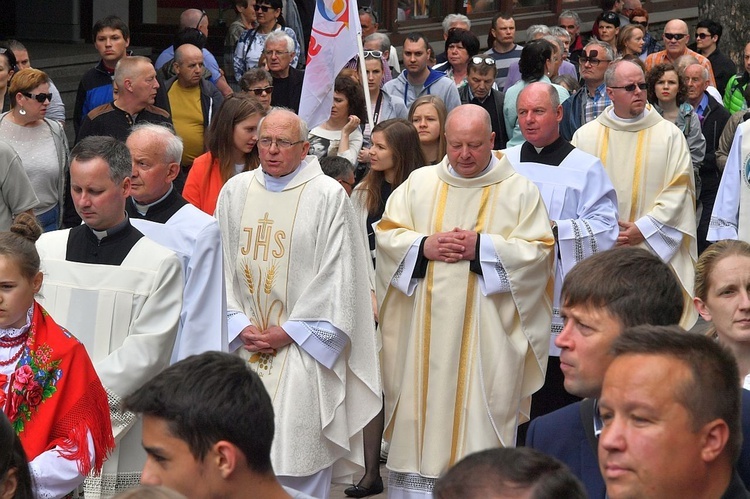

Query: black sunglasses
left=22, top=91, right=53, bottom=103
left=608, top=82, right=648, bottom=92
left=695, top=33, right=712, bottom=39
left=663, top=33, right=687, bottom=41
left=249, top=86, right=273, bottom=96
left=253, top=4, right=274, bottom=12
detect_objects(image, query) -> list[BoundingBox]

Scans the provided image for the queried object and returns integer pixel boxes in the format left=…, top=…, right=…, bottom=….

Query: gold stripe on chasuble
left=629, top=130, right=646, bottom=222
left=419, top=182, right=449, bottom=445
left=450, top=186, right=491, bottom=464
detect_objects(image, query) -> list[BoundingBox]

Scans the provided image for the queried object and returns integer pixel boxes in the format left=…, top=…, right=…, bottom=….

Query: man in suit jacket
left=525, top=246, right=684, bottom=498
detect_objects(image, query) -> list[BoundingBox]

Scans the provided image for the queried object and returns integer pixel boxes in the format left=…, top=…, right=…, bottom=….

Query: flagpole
left=357, top=30, right=375, bottom=128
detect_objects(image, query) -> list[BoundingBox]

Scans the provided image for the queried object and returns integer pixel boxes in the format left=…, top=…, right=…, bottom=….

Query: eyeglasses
left=579, top=56, right=611, bottom=66
left=258, top=137, right=304, bottom=149
left=663, top=33, right=687, bottom=41
left=609, top=82, right=648, bottom=92
left=363, top=50, right=383, bottom=59
left=253, top=4, right=274, bottom=12
left=21, top=91, right=53, bottom=103
left=249, top=86, right=273, bottom=96
left=263, top=50, right=289, bottom=57
left=631, top=20, right=648, bottom=27
left=471, top=56, right=495, bottom=66
left=695, top=32, right=712, bottom=39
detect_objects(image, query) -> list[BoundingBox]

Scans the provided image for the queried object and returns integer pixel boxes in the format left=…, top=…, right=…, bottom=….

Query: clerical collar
left=519, top=136, right=575, bottom=166
left=264, top=160, right=306, bottom=192
left=89, top=214, right=130, bottom=240
left=608, top=104, right=650, bottom=123
left=133, top=185, right=174, bottom=216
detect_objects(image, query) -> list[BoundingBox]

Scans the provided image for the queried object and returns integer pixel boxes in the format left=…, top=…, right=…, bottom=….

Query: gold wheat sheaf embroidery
left=242, top=260, right=285, bottom=375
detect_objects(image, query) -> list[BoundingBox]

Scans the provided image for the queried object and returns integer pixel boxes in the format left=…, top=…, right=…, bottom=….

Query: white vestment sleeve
left=228, top=310, right=252, bottom=352
left=635, top=215, right=683, bottom=262
left=29, top=431, right=94, bottom=499
left=708, top=128, right=742, bottom=241
left=391, top=237, right=423, bottom=295
left=477, top=234, right=512, bottom=296
left=283, top=320, right=349, bottom=369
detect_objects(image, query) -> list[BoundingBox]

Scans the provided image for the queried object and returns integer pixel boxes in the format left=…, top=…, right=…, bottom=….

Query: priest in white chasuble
left=36, top=136, right=184, bottom=496
left=215, top=108, right=381, bottom=499
left=505, top=82, right=619, bottom=418
left=571, top=59, right=698, bottom=329
left=375, top=104, right=555, bottom=499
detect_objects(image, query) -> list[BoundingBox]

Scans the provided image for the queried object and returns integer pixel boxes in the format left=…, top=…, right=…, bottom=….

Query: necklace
left=0, top=331, right=28, bottom=367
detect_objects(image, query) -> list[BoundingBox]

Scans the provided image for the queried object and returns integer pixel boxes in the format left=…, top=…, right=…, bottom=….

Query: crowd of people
left=3, top=1, right=750, bottom=498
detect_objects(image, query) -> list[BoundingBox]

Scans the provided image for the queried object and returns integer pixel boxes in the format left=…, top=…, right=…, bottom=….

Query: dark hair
left=444, top=28, right=480, bottom=59
left=611, top=325, right=742, bottom=463
left=71, top=136, right=133, bottom=183
left=320, top=155, right=354, bottom=180
left=519, top=39, right=554, bottom=82
left=173, top=27, right=207, bottom=51
left=404, top=32, right=429, bottom=52
left=561, top=246, right=684, bottom=328
left=124, top=351, right=276, bottom=474
left=0, top=213, right=42, bottom=281
left=334, top=75, right=367, bottom=122
left=258, top=0, right=287, bottom=27
left=92, top=15, right=130, bottom=42
left=206, top=94, right=266, bottom=183
left=696, top=19, right=722, bottom=43
left=434, top=447, right=587, bottom=499
left=360, top=119, right=425, bottom=215
left=598, top=10, right=621, bottom=28
left=646, top=63, right=687, bottom=106
left=0, top=47, right=17, bottom=74
left=0, top=412, right=34, bottom=499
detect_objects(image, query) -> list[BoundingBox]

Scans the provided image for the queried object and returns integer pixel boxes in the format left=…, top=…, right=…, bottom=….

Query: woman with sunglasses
left=0, top=69, right=69, bottom=231
left=629, top=9, right=661, bottom=59
left=432, top=28, right=481, bottom=90
left=232, top=0, right=300, bottom=82
left=184, top=95, right=266, bottom=215
left=0, top=49, right=16, bottom=113
left=356, top=50, right=406, bottom=174
left=308, top=75, right=366, bottom=165
left=240, top=67, right=273, bottom=110
left=646, top=63, right=705, bottom=198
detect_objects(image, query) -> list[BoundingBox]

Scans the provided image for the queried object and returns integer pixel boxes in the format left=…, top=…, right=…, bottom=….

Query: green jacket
left=724, top=74, right=748, bottom=114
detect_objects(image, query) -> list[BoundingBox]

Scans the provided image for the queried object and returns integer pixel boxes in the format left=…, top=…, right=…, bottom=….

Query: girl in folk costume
left=0, top=214, right=114, bottom=498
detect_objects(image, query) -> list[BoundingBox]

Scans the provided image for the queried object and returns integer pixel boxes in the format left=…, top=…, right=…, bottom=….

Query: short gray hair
left=543, top=35, right=565, bottom=54
left=685, top=62, right=710, bottom=82
left=71, top=136, right=133, bottom=183
left=364, top=32, right=391, bottom=53
left=526, top=24, right=550, bottom=42
left=442, top=14, right=471, bottom=34
left=240, top=68, right=273, bottom=91
left=549, top=26, right=571, bottom=44
left=114, top=56, right=153, bottom=88
left=260, top=107, right=309, bottom=141
left=264, top=31, right=295, bottom=53
left=559, top=10, right=581, bottom=26
left=128, top=123, right=184, bottom=165
left=584, top=40, right=615, bottom=62
left=604, top=58, right=643, bottom=87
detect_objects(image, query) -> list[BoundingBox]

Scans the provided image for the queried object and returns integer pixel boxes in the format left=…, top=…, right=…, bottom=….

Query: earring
left=18, top=108, right=26, bottom=116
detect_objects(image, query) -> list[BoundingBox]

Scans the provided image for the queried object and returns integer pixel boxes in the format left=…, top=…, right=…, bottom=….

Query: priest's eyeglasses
left=258, top=137, right=304, bottom=149
left=608, top=82, right=648, bottom=92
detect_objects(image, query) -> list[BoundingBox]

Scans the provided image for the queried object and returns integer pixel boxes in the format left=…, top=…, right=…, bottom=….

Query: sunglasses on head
left=663, top=33, right=687, bottom=41
left=253, top=4, right=274, bottom=11
left=363, top=50, right=383, bottom=59
left=249, top=86, right=273, bottom=96
left=22, top=91, right=52, bottom=103
left=471, top=56, right=495, bottom=66
left=195, top=10, right=207, bottom=29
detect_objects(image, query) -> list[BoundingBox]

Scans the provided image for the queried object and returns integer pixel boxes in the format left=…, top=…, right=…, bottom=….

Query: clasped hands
left=240, top=325, right=293, bottom=354
left=424, top=227, right=478, bottom=263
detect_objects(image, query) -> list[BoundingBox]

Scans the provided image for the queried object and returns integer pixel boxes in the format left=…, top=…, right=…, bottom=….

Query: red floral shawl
left=0, top=302, right=115, bottom=474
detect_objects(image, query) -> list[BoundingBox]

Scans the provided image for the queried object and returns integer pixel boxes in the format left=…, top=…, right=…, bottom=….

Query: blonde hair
left=695, top=240, right=750, bottom=302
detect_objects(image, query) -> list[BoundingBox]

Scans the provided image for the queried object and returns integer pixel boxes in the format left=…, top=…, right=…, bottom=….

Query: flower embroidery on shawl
left=2, top=320, right=63, bottom=433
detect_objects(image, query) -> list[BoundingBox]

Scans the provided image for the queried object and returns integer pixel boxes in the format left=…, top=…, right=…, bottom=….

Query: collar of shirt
left=590, top=82, right=607, bottom=100
left=263, top=159, right=306, bottom=192
left=133, top=184, right=174, bottom=215
left=695, top=93, right=709, bottom=117
left=90, top=213, right=130, bottom=240
left=468, top=86, right=491, bottom=104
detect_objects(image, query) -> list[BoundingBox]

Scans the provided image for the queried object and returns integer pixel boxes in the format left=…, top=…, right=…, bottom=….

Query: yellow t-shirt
left=168, top=83, right=204, bottom=166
